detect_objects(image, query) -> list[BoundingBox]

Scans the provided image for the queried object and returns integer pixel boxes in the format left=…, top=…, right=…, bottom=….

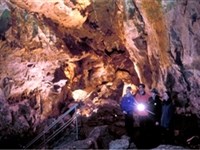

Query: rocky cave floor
left=0, top=104, right=199, bottom=149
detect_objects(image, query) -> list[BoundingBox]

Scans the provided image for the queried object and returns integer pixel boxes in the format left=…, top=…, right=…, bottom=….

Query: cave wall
left=0, top=0, right=139, bottom=138
left=124, top=0, right=200, bottom=117
left=164, top=0, right=200, bottom=117
left=0, top=0, right=200, bottom=140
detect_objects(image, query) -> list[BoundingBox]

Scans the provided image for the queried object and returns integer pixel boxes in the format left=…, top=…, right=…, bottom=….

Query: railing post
left=43, top=131, right=46, bottom=149
left=24, top=103, right=79, bottom=149
left=75, top=107, right=78, bottom=140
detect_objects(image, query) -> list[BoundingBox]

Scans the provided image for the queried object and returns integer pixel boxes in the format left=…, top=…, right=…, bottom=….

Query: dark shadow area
left=0, top=132, right=36, bottom=149
left=131, top=114, right=200, bottom=149
left=131, top=125, right=161, bottom=149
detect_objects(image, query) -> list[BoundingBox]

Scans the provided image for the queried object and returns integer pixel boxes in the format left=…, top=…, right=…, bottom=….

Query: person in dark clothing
left=144, top=88, right=162, bottom=148
left=160, top=91, right=174, bottom=144
left=161, top=91, right=173, bottom=129
left=120, top=86, right=135, bottom=137
left=148, top=88, right=162, bottom=126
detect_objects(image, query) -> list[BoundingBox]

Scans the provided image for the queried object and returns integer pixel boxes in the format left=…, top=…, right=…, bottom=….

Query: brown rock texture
left=0, top=0, right=200, bottom=147
left=164, top=0, right=200, bottom=117
left=10, top=0, right=90, bottom=28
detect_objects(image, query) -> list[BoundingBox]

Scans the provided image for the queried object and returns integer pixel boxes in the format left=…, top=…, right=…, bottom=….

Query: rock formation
left=0, top=0, right=200, bottom=148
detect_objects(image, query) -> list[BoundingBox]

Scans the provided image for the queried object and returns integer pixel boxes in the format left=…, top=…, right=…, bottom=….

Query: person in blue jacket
left=120, top=86, right=135, bottom=137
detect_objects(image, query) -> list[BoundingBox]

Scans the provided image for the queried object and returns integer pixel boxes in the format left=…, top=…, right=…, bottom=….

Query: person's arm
left=120, top=97, right=127, bottom=114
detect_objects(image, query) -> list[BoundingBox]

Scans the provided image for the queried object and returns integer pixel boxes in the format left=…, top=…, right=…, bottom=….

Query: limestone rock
left=10, top=0, right=90, bottom=29
left=56, top=125, right=108, bottom=149
left=152, top=144, right=187, bottom=150
left=109, top=139, right=129, bottom=150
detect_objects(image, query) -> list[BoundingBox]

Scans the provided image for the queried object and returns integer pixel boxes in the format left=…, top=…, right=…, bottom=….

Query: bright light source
left=72, top=89, right=88, bottom=101
left=93, top=108, right=98, bottom=113
left=137, top=103, right=145, bottom=111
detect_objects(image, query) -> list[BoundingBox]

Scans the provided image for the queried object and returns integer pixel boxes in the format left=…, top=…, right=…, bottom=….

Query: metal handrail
left=38, top=113, right=79, bottom=148
left=24, top=103, right=79, bottom=149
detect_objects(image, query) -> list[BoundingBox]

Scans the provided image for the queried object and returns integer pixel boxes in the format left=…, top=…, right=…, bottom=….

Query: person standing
left=120, top=86, right=135, bottom=137
left=148, top=88, right=162, bottom=126
left=134, top=84, right=151, bottom=148
left=134, top=83, right=151, bottom=123
left=147, top=88, right=162, bottom=147
left=160, top=91, right=174, bottom=144
left=161, top=91, right=173, bottom=130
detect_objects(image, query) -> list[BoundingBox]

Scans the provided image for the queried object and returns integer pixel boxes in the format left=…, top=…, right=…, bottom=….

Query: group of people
left=120, top=83, right=174, bottom=139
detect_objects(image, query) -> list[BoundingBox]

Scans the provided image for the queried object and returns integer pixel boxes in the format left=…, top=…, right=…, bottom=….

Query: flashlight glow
left=137, top=103, right=145, bottom=111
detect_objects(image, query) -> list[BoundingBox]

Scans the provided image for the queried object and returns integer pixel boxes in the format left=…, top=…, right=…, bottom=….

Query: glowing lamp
left=72, top=89, right=88, bottom=101
left=137, top=103, right=145, bottom=111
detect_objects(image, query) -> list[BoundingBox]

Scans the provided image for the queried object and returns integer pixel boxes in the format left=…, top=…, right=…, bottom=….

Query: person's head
left=138, top=83, right=145, bottom=95
left=151, top=88, right=159, bottom=98
left=126, top=86, right=132, bottom=94
left=162, top=91, right=170, bottom=101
